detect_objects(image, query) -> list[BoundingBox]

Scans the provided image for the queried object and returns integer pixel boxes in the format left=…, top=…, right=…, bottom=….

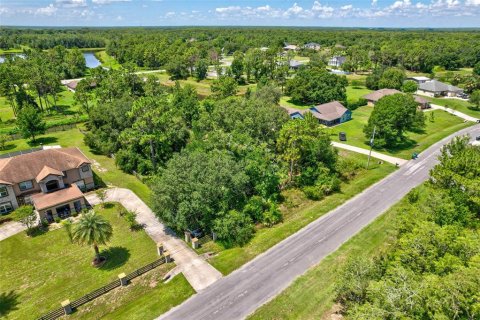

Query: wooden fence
left=38, top=257, right=167, bottom=320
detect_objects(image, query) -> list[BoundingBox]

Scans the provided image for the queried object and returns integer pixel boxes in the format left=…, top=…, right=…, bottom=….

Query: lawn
left=0, top=88, right=81, bottom=134
left=0, top=204, right=161, bottom=319
left=94, top=50, right=122, bottom=70
left=346, top=85, right=371, bottom=103
left=249, top=184, right=418, bottom=320
left=0, top=127, right=152, bottom=205
left=198, top=151, right=397, bottom=275
left=70, top=272, right=194, bottom=320
left=330, top=106, right=474, bottom=159
left=426, top=96, right=480, bottom=119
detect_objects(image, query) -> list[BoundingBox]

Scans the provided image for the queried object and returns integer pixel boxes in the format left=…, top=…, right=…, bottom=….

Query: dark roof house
left=417, top=80, right=462, bottom=97
left=285, top=101, right=352, bottom=126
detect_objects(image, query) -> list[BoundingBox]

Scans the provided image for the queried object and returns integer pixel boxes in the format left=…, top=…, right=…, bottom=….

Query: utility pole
left=367, top=126, right=376, bottom=169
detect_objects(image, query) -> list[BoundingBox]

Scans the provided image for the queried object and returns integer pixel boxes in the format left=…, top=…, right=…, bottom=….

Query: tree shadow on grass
left=0, top=291, right=20, bottom=318
left=100, top=246, right=130, bottom=271
left=27, top=136, right=58, bottom=147
left=0, top=143, right=18, bottom=152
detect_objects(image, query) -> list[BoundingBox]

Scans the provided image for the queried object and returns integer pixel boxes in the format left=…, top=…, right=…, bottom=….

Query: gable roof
left=413, top=95, right=429, bottom=105
left=310, top=101, right=349, bottom=121
left=65, top=80, right=78, bottom=91
left=0, top=147, right=91, bottom=185
left=363, top=89, right=401, bottom=102
left=35, top=166, right=64, bottom=183
left=418, top=80, right=462, bottom=93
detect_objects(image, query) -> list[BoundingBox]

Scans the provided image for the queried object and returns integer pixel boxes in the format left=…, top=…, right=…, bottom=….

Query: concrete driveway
left=332, top=141, right=408, bottom=166
left=0, top=221, right=26, bottom=241
left=85, top=188, right=222, bottom=292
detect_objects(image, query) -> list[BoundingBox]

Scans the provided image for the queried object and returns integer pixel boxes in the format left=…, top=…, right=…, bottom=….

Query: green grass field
left=249, top=184, right=416, bottom=319
left=94, top=51, right=122, bottom=70
left=426, top=96, right=480, bottom=119
left=70, top=273, right=194, bottom=319
left=330, top=106, right=473, bottom=159
left=0, top=127, right=151, bottom=205
left=199, top=151, right=397, bottom=275
left=0, top=204, right=163, bottom=319
left=346, top=85, right=371, bottom=103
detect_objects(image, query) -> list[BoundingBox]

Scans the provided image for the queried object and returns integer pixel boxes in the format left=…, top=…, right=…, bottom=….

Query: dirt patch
left=321, top=303, right=344, bottom=320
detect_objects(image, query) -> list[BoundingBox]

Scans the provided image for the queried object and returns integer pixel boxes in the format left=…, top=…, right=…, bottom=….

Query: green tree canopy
left=16, top=105, right=46, bottom=142
left=286, top=67, right=348, bottom=105
left=364, top=94, right=425, bottom=148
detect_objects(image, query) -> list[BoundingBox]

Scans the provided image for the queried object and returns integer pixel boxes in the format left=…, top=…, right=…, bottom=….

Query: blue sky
left=0, top=0, right=479, bottom=27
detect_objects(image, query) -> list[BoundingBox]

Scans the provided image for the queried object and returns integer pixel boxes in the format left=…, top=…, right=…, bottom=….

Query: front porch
left=30, top=185, right=90, bottom=223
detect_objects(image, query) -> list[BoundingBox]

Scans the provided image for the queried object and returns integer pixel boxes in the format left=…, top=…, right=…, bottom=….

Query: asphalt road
left=159, top=124, right=480, bottom=320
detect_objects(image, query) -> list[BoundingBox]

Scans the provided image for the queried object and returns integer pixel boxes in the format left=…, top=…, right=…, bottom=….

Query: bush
left=54, top=217, right=61, bottom=223
left=242, top=196, right=267, bottom=222
left=407, top=188, right=420, bottom=203
left=347, top=98, right=368, bottom=111
left=124, top=210, right=138, bottom=230
left=303, top=185, right=325, bottom=200
left=337, top=157, right=365, bottom=180
left=213, top=210, right=254, bottom=247
left=262, top=202, right=283, bottom=227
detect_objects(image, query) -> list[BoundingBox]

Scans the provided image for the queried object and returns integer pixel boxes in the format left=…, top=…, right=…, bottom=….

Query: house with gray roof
left=328, top=56, right=347, bottom=68
left=417, top=79, right=463, bottom=97
left=303, top=42, right=321, bottom=51
left=284, top=101, right=352, bottom=126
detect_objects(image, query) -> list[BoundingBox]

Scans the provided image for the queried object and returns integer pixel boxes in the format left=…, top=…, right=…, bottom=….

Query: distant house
left=0, top=147, right=94, bottom=222
left=284, top=44, right=299, bottom=51
left=363, top=89, right=431, bottom=109
left=417, top=79, right=463, bottom=97
left=303, top=42, right=321, bottom=51
left=328, top=56, right=347, bottom=68
left=65, top=80, right=79, bottom=92
left=289, top=60, right=304, bottom=70
left=285, top=101, right=352, bottom=127
left=363, top=89, right=401, bottom=106
left=406, top=76, right=430, bottom=84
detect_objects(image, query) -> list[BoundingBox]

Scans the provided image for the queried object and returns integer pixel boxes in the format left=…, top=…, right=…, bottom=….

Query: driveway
left=430, top=103, right=479, bottom=122
left=0, top=221, right=25, bottom=241
left=85, top=188, right=222, bottom=292
left=331, top=141, right=408, bottom=166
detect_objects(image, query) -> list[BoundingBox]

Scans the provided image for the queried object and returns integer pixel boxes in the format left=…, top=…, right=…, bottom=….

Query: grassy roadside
left=426, top=96, right=480, bottom=119
left=330, top=106, right=474, bottom=159
left=94, top=50, right=122, bottom=70
left=201, top=151, right=397, bottom=275
left=71, top=273, right=194, bottom=320
left=249, top=184, right=415, bottom=320
left=0, top=127, right=151, bottom=205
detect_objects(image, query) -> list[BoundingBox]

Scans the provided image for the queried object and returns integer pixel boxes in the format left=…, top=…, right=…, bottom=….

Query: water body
left=0, top=53, right=25, bottom=63
left=83, top=52, right=101, bottom=68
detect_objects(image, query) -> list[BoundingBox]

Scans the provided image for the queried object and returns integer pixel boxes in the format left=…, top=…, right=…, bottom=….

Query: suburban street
left=159, top=123, right=479, bottom=320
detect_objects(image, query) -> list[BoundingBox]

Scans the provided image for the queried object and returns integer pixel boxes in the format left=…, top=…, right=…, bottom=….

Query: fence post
left=157, top=242, right=164, bottom=256
left=185, top=231, right=191, bottom=243
left=192, top=237, right=199, bottom=249
left=61, top=300, right=73, bottom=315
left=118, top=273, right=128, bottom=286
left=164, top=250, right=172, bottom=263
left=212, top=231, right=217, bottom=241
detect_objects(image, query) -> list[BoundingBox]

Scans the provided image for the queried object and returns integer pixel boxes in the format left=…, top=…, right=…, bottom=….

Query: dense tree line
left=0, top=46, right=86, bottom=117
left=335, top=136, right=480, bottom=319
left=2, top=27, right=480, bottom=74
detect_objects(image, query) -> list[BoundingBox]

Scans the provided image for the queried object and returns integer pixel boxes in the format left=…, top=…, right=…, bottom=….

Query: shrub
left=337, top=157, right=364, bottom=181
left=124, top=210, right=138, bottom=230
left=347, top=98, right=368, bottom=111
left=213, top=210, right=254, bottom=247
left=407, top=188, right=420, bottom=203
left=262, top=202, right=283, bottom=227
left=242, top=196, right=267, bottom=222
left=54, top=217, right=61, bottom=223
left=303, top=185, right=325, bottom=200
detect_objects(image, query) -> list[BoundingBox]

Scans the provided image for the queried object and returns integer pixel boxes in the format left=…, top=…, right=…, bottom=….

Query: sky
left=0, top=0, right=479, bottom=28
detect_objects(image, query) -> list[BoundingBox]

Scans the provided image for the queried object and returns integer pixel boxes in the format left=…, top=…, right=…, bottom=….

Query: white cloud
left=35, top=4, right=58, bottom=16
left=91, top=0, right=131, bottom=4
left=341, top=4, right=353, bottom=10
left=55, top=0, right=86, bottom=7
left=372, top=0, right=378, bottom=5
left=466, top=0, right=480, bottom=5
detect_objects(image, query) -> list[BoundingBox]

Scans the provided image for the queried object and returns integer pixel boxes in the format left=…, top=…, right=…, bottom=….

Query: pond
left=0, top=53, right=25, bottom=63
left=83, top=52, right=101, bottom=68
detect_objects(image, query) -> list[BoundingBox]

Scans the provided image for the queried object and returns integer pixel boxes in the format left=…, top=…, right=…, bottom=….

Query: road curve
left=158, top=123, right=479, bottom=320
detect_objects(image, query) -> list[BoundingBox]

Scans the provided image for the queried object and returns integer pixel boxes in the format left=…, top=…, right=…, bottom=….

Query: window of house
left=19, top=180, right=33, bottom=191
left=0, top=186, right=8, bottom=198
left=0, top=202, right=13, bottom=214
left=81, top=165, right=90, bottom=173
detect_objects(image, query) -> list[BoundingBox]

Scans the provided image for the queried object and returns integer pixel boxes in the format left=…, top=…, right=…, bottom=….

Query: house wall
left=416, top=90, right=435, bottom=97
left=37, top=196, right=87, bottom=220
left=38, top=175, right=65, bottom=193
left=341, top=110, right=352, bottom=123
left=367, top=100, right=375, bottom=107
left=0, top=184, right=19, bottom=212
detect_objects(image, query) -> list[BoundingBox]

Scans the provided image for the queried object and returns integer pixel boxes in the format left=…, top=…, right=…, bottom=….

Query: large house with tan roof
left=363, top=89, right=431, bottom=109
left=0, top=147, right=94, bottom=222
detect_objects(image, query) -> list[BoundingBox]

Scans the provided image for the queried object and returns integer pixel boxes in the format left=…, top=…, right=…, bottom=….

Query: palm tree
left=72, top=210, right=113, bottom=265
